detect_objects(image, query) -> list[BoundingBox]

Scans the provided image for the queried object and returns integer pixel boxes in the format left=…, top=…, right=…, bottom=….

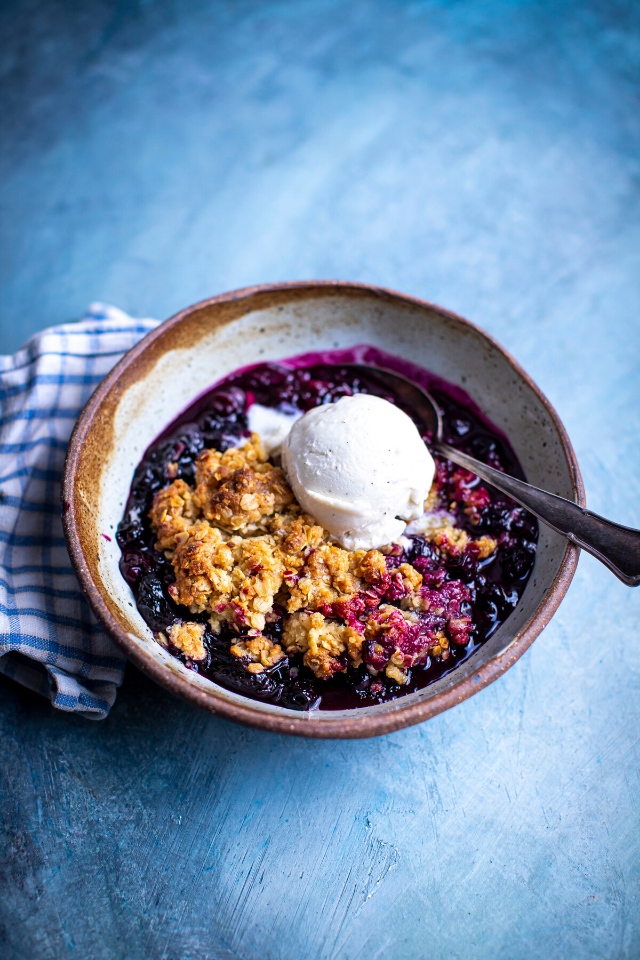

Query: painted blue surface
left=1, top=1, right=640, bottom=957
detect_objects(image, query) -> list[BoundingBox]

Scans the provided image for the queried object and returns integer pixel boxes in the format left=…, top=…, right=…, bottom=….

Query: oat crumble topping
left=148, top=431, right=499, bottom=684
left=166, top=622, right=207, bottom=662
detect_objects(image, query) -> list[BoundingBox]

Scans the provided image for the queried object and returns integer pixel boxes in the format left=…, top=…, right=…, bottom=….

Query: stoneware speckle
left=62, top=281, right=584, bottom=738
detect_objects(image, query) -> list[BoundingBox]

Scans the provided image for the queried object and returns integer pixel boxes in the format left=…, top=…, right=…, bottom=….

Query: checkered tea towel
left=0, top=304, right=159, bottom=719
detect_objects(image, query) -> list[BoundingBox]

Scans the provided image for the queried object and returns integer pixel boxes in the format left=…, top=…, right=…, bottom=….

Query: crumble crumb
left=286, top=545, right=389, bottom=614
left=168, top=520, right=235, bottom=610
left=427, top=631, right=450, bottom=659
left=283, top=611, right=362, bottom=678
left=167, top=621, right=207, bottom=661
left=287, top=544, right=362, bottom=613
left=432, top=525, right=469, bottom=556
left=389, top=562, right=423, bottom=593
left=270, top=508, right=326, bottom=560
left=149, top=479, right=200, bottom=552
left=170, top=524, right=285, bottom=631
left=363, top=604, right=451, bottom=681
left=199, top=464, right=294, bottom=533
left=230, top=635, right=285, bottom=672
left=473, top=535, right=498, bottom=560
left=424, top=478, right=440, bottom=511
left=195, top=433, right=267, bottom=485
left=431, top=526, right=497, bottom=561
left=354, top=549, right=390, bottom=589
left=194, top=434, right=294, bottom=533
left=385, top=663, right=409, bottom=685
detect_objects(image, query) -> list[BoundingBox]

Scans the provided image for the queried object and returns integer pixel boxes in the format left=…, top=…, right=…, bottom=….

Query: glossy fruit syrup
left=117, top=347, right=537, bottom=711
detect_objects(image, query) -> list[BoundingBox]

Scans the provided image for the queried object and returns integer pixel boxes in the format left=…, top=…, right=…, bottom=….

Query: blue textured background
left=1, top=2, right=640, bottom=957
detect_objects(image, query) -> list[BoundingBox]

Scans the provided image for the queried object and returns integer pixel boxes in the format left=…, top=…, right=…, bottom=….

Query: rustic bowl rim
left=62, top=280, right=584, bottom=738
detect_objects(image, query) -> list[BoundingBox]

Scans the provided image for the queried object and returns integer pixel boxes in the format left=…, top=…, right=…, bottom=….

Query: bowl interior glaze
left=63, top=282, right=583, bottom=738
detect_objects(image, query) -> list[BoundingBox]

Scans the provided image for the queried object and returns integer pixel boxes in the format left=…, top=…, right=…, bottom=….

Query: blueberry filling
left=117, top=353, right=537, bottom=711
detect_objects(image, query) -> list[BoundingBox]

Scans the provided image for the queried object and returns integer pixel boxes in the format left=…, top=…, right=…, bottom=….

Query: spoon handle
left=436, top=442, right=640, bottom=587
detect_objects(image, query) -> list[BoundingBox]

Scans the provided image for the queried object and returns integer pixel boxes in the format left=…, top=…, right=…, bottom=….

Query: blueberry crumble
left=117, top=346, right=538, bottom=711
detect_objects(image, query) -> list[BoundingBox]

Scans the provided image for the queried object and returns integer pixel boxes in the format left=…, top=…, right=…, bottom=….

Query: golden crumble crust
left=193, top=433, right=294, bottom=534
left=169, top=523, right=285, bottom=631
left=230, top=535, right=286, bottom=630
left=283, top=611, right=362, bottom=678
left=169, top=520, right=235, bottom=609
left=287, top=544, right=359, bottom=613
left=195, top=433, right=267, bottom=485
left=270, top=510, right=328, bottom=590
left=197, top=464, right=294, bottom=533
left=353, top=549, right=390, bottom=588
left=149, top=479, right=200, bottom=552
left=287, top=545, right=390, bottom=614
left=270, top=509, right=326, bottom=557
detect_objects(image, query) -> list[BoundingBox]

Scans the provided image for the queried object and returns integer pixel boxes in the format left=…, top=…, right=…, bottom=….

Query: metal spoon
left=343, top=364, right=640, bottom=587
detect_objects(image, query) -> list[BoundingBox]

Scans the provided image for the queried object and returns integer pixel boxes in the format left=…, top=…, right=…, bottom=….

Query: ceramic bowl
left=62, top=281, right=583, bottom=738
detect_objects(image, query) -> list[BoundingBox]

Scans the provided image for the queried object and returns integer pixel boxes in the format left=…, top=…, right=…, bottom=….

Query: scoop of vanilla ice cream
left=281, top=394, right=435, bottom=550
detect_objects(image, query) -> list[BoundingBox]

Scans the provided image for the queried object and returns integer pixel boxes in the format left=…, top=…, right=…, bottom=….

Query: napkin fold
left=0, top=304, right=158, bottom=718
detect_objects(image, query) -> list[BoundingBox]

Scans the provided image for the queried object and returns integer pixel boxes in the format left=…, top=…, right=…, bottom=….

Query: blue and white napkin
left=0, top=304, right=158, bottom=719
